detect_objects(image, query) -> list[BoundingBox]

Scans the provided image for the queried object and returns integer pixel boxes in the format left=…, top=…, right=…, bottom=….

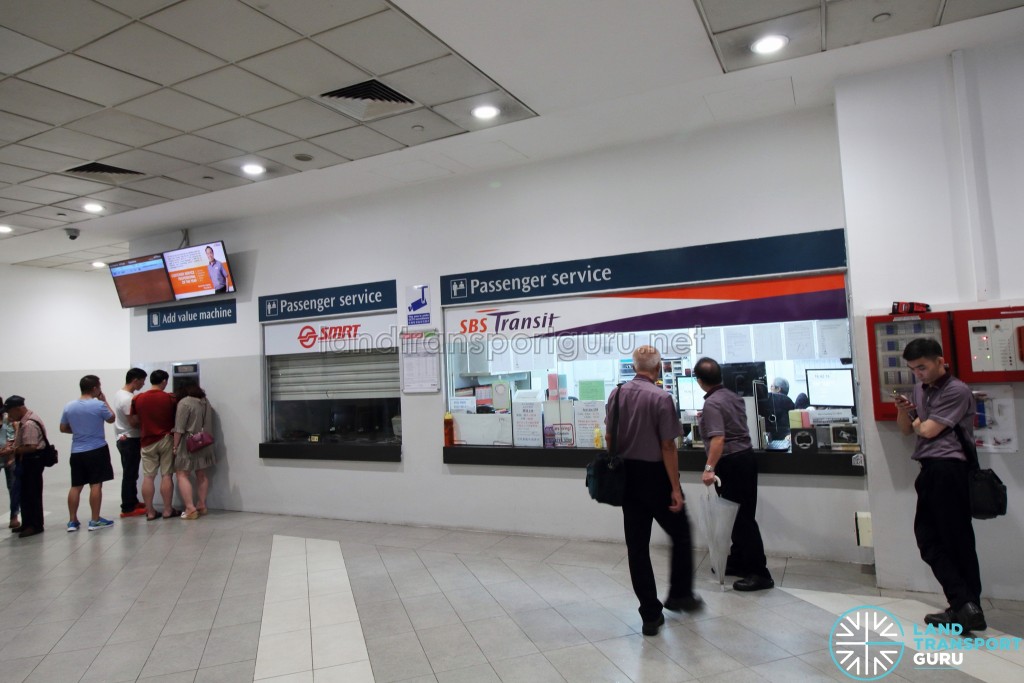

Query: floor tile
left=416, top=622, right=488, bottom=672
left=24, top=646, right=101, bottom=683
left=139, top=628, right=210, bottom=678
left=509, top=607, right=588, bottom=652
left=490, top=652, right=567, bottom=682
left=201, top=621, right=261, bottom=669
left=464, top=615, right=539, bottom=662
left=254, top=626, right=311, bottom=680
left=365, top=631, right=433, bottom=682
left=311, top=620, right=367, bottom=669
left=544, top=643, right=629, bottom=682
left=312, top=659, right=375, bottom=683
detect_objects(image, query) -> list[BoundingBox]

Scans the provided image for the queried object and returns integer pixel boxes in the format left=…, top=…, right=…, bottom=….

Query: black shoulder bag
left=585, top=386, right=626, bottom=506
left=952, top=424, right=1007, bottom=520
left=24, top=418, right=59, bottom=468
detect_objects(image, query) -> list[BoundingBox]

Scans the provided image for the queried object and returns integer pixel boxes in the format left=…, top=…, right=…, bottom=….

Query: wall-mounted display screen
left=163, top=241, right=235, bottom=301
left=674, top=375, right=705, bottom=411
left=108, top=253, right=175, bottom=308
left=806, top=367, right=856, bottom=408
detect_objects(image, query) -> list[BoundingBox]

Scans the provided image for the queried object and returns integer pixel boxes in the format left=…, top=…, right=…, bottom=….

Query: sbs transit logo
left=830, top=606, right=905, bottom=680
left=297, top=325, right=318, bottom=349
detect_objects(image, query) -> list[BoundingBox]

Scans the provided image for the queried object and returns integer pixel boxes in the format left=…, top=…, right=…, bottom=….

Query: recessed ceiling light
left=92, top=261, right=106, bottom=268
left=242, top=163, right=266, bottom=176
left=83, top=203, right=104, bottom=213
left=750, top=34, right=789, bottom=55
left=472, top=105, right=500, bottom=120
left=0, top=225, right=12, bottom=233
left=293, top=153, right=314, bottom=162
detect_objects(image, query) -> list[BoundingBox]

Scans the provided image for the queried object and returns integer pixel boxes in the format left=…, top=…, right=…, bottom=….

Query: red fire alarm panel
left=951, top=306, right=1024, bottom=383
left=866, top=312, right=954, bottom=421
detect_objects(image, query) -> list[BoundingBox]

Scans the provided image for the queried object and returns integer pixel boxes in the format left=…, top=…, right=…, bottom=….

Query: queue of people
left=607, top=339, right=985, bottom=637
left=0, top=368, right=218, bottom=538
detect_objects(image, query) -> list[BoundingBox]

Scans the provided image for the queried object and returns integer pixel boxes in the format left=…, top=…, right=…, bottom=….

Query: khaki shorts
left=141, top=434, right=175, bottom=476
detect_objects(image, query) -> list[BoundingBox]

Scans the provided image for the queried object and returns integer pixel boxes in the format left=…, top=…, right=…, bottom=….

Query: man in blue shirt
left=60, top=375, right=116, bottom=531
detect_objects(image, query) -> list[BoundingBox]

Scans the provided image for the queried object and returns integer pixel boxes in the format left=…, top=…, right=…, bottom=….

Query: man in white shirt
left=114, top=368, right=147, bottom=518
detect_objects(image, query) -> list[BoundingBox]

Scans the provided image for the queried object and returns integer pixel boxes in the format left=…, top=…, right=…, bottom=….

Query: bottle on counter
left=443, top=411, right=455, bottom=447
left=593, top=426, right=603, bottom=449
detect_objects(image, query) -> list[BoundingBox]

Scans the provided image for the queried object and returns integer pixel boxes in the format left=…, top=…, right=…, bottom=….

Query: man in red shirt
left=131, top=370, right=178, bottom=520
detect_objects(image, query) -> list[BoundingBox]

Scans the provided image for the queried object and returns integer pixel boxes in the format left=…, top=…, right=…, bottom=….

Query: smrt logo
left=297, top=326, right=318, bottom=349
left=830, top=606, right=905, bottom=680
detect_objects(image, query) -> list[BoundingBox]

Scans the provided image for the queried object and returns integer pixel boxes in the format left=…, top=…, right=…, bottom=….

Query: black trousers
left=117, top=436, right=142, bottom=513
left=914, top=459, right=982, bottom=610
left=622, top=459, right=694, bottom=622
left=19, top=456, right=45, bottom=531
left=715, top=448, right=771, bottom=579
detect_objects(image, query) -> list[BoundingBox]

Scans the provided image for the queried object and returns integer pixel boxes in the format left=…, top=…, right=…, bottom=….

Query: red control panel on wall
left=866, top=312, right=954, bottom=421
left=951, top=306, right=1024, bottom=383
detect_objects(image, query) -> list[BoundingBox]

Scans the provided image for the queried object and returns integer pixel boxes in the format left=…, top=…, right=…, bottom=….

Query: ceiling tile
left=0, top=184, right=75, bottom=205
left=194, top=119, right=297, bottom=152
left=699, top=0, right=819, bottom=33
left=310, top=126, right=404, bottom=160
left=0, top=79, right=103, bottom=126
left=716, top=7, right=822, bottom=71
left=0, top=197, right=41, bottom=215
left=0, top=145, right=87, bottom=173
left=209, top=155, right=299, bottom=179
left=383, top=55, right=496, bottom=107
left=0, top=163, right=45, bottom=184
left=165, top=165, right=252, bottom=191
left=432, top=92, right=535, bottom=131
left=123, top=176, right=208, bottom=200
left=144, top=134, right=244, bottom=165
left=23, top=206, right=81, bottom=222
left=54, top=198, right=134, bottom=217
left=78, top=23, right=225, bottom=86
left=314, top=9, right=449, bottom=75
left=827, top=0, right=942, bottom=49
left=94, top=0, right=178, bottom=17
left=25, top=174, right=113, bottom=195
left=366, top=109, right=463, bottom=146
left=239, top=0, right=387, bottom=36
left=99, top=149, right=195, bottom=175
left=146, top=0, right=301, bottom=62
left=174, top=66, right=296, bottom=115
left=15, top=259, right=67, bottom=267
left=118, top=90, right=236, bottom=132
left=0, top=111, right=52, bottom=144
left=0, top=26, right=63, bottom=75
left=18, top=55, right=161, bottom=107
left=0, top=0, right=130, bottom=50
left=66, top=110, right=181, bottom=147
left=257, top=140, right=349, bottom=170
left=21, top=128, right=132, bottom=160
left=88, top=187, right=167, bottom=209
left=942, top=0, right=1024, bottom=23
left=239, top=40, right=369, bottom=98
left=59, top=261, right=107, bottom=272
left=0, top=213, right=64, bottom=230
left=248, top=99, right=358, bottom=138
left=90, top=243, right=130, bottom=256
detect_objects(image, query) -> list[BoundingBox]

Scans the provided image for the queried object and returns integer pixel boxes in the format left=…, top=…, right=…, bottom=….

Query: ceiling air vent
left=317, top=79, right=419, bottom=121
left=65, top=162, right=146, bottom=184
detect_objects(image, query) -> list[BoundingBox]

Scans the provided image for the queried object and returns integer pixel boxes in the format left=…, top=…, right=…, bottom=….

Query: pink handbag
left=186, top=430, right=214, bottom=453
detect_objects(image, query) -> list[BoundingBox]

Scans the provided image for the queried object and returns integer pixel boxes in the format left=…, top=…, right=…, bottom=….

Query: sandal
left=197, top=508, right=209, bottom=516
left=180, top=510, right=200, bottom=520
left=162, top=508, right=182, bottom=519
left=146, top=514, right=159, bottom=521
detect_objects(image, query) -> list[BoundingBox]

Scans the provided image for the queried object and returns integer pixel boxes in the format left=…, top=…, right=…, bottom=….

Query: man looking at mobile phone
left=895, top=337, right=984, bottom=632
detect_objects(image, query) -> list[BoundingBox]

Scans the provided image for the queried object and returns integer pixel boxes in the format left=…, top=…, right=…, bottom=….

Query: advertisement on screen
left=163, top=242, right=235, bottom=301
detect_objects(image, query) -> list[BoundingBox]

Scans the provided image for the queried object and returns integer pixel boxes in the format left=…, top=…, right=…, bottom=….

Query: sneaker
left=67, top=521, right=81, bottom=532
left=88, top=518, right=114, bottom=531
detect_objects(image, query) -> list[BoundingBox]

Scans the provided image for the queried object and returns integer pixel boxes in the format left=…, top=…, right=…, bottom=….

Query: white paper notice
left=697, top=327, right=723, bottom=360
left=449, top=397, right=476, bottom=414
left=974, top=385, right=1018, bottom=454
left=400, top=330, right=441, bottom=393
left=512, top=402, right=544, bottom=447
left=784, top=321, right=815, bottom=359
left=816, top=320, right=852, bottom=358
left=752, top=324, right=783, bottom=361
left=573, top=401, right=605, bottom=449
left=723, top=326, right=754, bottom=363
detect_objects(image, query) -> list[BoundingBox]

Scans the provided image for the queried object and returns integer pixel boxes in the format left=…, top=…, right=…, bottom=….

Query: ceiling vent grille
left=64, top=162, right=145, bottom=183
left=317, top=79, right=419, bottom=121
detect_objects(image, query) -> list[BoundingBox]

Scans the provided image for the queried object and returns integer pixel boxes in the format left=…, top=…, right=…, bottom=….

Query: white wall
left=127, top=105, right=871, bottom=563
left=837, top=37, right=1024, bottom=599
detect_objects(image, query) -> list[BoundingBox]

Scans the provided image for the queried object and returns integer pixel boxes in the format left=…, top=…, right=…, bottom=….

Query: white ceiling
left=2, top=0, right=1024, bottom=269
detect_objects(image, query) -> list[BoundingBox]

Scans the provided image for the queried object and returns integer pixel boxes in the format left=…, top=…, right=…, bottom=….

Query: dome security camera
left=65, top=227, right=80, bottom=240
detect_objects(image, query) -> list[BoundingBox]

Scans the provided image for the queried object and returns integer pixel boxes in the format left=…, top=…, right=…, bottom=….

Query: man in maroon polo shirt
left=606, top=345, right=701, bottom=637
left=895, top=337, right=984, bottom=632
left=131, top=370, right=178, bottom=520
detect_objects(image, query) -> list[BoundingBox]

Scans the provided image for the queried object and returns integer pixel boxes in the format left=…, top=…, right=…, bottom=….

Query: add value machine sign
left=148, top=299, right=237, bottom=332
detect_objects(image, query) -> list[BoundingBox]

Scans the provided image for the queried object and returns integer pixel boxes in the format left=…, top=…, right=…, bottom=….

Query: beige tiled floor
left=1, top=500, right=1021, bottom=682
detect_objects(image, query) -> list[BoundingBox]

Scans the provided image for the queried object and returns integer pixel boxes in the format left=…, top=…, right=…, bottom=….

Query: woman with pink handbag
left=171, top=383, right=216, bottom=520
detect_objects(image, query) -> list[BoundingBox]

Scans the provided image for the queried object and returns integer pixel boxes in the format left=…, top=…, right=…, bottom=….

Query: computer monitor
left=720, top=362, right=766, bottom=397
left=674, top=375, right=705, bottom=411
left=805, top=368, right=856, bottom=408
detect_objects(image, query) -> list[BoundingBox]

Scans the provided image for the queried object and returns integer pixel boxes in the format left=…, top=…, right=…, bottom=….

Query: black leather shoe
left=10, top=526, right=21, bottom=533
left=956, top=602, right=987, bottom=632
left=733, top=575, right=774, bottom=592
left=924, top=608, right=956, bottom=626
left=664, top=595, right=704, bottom=613
left=641, top=613, right=665, bottom=636
left=18, top=527, right=43, bottom=538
